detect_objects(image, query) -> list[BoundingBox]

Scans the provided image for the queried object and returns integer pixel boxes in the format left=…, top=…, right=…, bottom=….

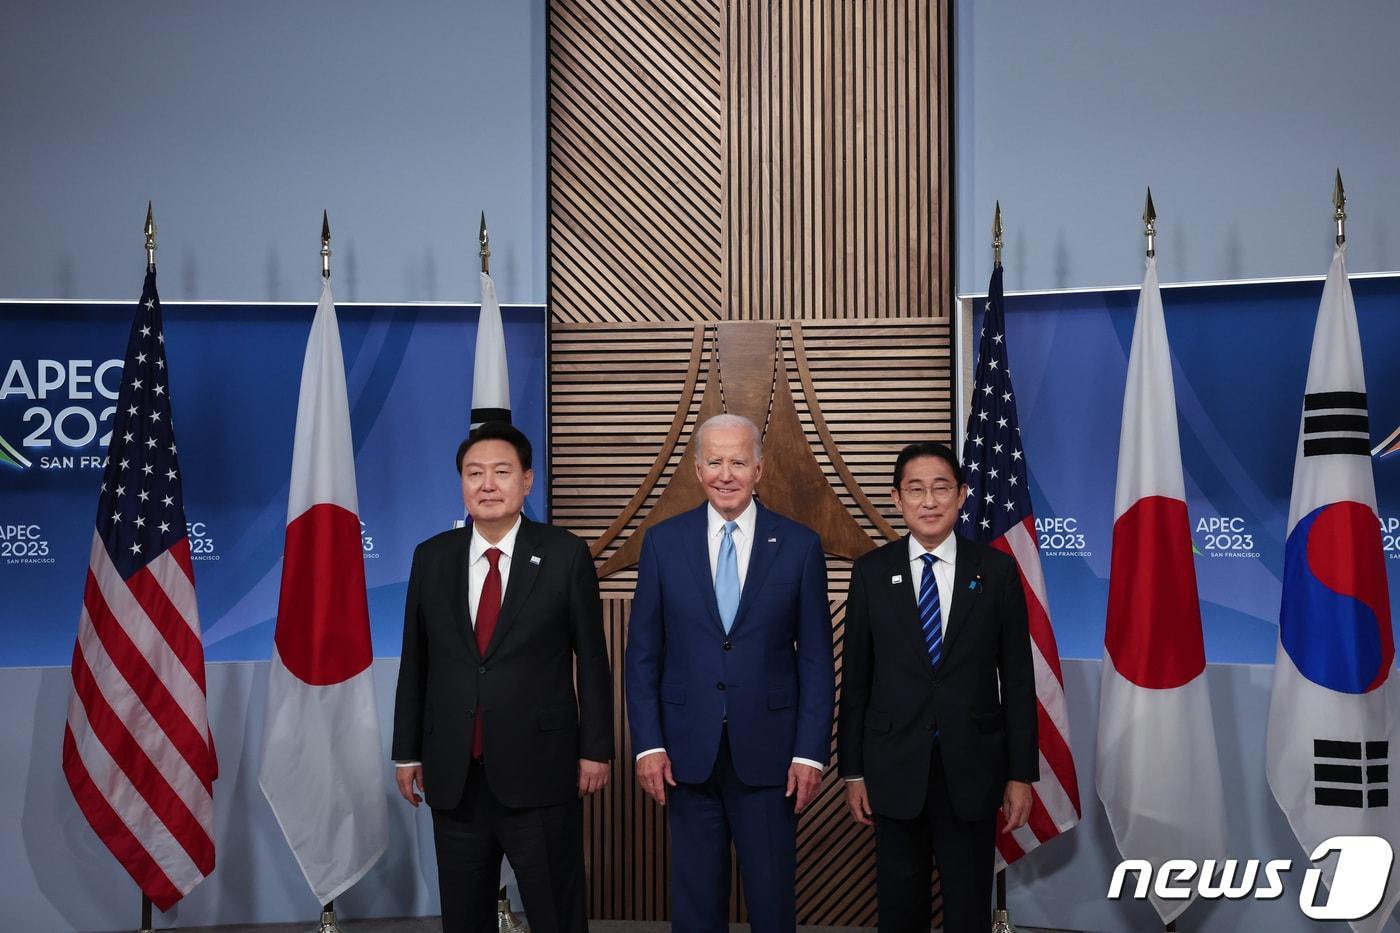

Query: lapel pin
left=529, top=555, right=541, bottom=565
left=891, top=574, right=903, bottom=584
left=968, top=573, right=982, bottom=592
left=767, top=537, right=777, bottom=543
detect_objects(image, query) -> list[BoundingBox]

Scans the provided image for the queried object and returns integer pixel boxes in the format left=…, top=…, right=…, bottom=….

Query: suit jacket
left=391, top=519, right=613, bottom=810
left=625, top=501, right=834, bottom=787
left=837, top=533, right=1038, bottom=821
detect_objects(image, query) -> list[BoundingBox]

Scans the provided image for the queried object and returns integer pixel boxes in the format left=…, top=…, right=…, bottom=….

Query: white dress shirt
left=396, top=516, right=522, bottom=769
left=638, top=500, right=822, bottom=773
left=846, top=532, right=957, bottom=784
left=910, top=531, right=957, bottom=638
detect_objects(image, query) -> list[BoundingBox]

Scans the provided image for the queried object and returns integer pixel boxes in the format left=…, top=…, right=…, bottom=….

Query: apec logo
left=1195, top=515, right=1261, bottom=558
left=1034, top=516, right=1092, bottom=558
left=1384, top=517, right=1399, bottom=560
left=0, top=359, right=124, bottom=471
left=0, top=523, right=54, bottom=565
left=1108, top=836, right=1393, bottom=921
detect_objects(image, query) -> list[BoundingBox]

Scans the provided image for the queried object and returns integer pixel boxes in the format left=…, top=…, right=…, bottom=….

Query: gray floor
left=172, top=921, right=1065, bottom=933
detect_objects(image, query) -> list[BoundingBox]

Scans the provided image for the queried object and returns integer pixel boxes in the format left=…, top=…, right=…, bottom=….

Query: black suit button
left=722, top=641, right=733, bottom=651
left=716, top=682, right=726, bottom=691
left=478, top=665, right=487, bottom=674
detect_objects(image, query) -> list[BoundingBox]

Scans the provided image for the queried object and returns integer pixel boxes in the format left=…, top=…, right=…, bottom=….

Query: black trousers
left=872, top=742, right=995, bottom=933
left=430, top=763, right=587, bottom=933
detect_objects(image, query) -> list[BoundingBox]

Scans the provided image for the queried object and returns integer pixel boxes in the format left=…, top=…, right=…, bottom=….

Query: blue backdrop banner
left=0, top=300, right=547, bottom=667
left=978, top=273, right=1400, bottom=664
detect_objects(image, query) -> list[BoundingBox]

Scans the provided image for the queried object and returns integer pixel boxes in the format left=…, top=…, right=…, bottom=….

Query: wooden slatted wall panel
left=725, top=0, right=950, bottom=320
left=549, top=0, right=954, bottom=924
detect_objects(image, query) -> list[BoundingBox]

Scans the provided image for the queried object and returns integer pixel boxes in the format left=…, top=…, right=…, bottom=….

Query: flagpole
left=989, top=199, right=1017, bottom=933
left=314, top=211, right=348, bottom=933
left=137, top=202, right=156, bottom=933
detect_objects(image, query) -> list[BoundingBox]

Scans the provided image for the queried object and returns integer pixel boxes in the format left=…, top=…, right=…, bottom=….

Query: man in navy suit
left=625, top=413, right=834, bottom=933
left=838, top=441, right=1037, bottom=933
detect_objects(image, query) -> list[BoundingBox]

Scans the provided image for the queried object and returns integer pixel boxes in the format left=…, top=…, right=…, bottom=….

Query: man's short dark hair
left=893, top=441, right=964, bottom=489
left=456, top=421, right=532, bottom=473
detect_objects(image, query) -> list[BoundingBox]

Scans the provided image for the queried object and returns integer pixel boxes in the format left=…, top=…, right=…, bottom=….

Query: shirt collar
left=707, top=499, right=757, bottom=540
left=908, top=531, right=958, bottom=566
left=470, top=515, right=523, bottom=563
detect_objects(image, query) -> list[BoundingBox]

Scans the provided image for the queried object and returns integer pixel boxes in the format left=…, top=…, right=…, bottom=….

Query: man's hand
left=579, top=759, right=610, bottom=797
left=1001, top=779, right=1032, bottom=830
left=786, top=762, right=822, bottom=814
left=635, top=751, right=676, bottom=806
left=844, top=780, right=873, bottom=826
left=396, top=765, right=424, bottom=808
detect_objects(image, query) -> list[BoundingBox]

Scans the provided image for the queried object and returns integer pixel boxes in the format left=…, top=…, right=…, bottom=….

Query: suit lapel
left=940, top=535, right=981, bottom=660
left=484, top=518, right=543, bottom=659
left=730, top=505, right=779, bottom=634
left=682, top=505, right=725, bottom=633
left=886, top=537, right=931, bottom=663
left=449, top=529, right=481, bottom=661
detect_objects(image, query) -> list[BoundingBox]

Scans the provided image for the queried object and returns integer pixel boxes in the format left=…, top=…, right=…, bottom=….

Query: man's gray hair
left=694, top=413, right=763, bottom=461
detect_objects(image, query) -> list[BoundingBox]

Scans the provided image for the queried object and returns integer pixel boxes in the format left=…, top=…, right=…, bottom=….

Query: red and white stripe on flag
left=959, top=265, right=1081, bottom=868
left=992, top=517, right=1082, bottom=869
left=64, top=272, right=217, bottom=910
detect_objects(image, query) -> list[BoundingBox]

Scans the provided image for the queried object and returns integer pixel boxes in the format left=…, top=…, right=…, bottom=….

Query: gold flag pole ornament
left=479, top=211, right=491, bottom=275
left=321, top=210, right=332, bottom=279
left=992, top=200, right=1004, bottom=270
left=144, top=202, right=157, bottom=273
left=1143, top=187, right=1157, bottom=259
left=1333, top=169, right=1346, bottom=246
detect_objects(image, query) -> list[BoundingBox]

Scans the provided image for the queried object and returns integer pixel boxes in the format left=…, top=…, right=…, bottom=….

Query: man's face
left=694, top=424, right=762, bottom=521
left=460, top=438, right=533, bottom=526
left=891, top=454, right=968, bottom=549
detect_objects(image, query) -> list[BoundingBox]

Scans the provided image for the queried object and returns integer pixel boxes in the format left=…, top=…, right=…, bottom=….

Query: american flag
left=959, top=265, right=1081, bottom=868
left=63, top=271, right=217, bottom=910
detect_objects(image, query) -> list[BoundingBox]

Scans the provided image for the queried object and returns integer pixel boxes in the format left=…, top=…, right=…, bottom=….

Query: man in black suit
left=392, top=421, right=612, bottom=933
left=838, top=441, right=1037, bottom=933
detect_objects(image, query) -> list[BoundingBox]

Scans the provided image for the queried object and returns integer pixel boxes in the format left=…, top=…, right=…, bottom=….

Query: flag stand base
left=136, top=894, right=153, bottom=933
left=317, top=901, right=343, bottom=933
left=991, top=907, right=1017, bottom=932
left=498, top=886, right=528, bottom=932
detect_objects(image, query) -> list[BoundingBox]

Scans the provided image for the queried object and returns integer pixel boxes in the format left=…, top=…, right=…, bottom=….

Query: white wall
left=956, top=0, right=1400, bottom=295
left=0, top=0, right=547, bottom=304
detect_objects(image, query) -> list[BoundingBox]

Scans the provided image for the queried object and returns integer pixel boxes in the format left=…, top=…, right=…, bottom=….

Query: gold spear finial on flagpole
left=321, top=210, right=332, bottom=279
left=993, top=200, right=1004, bottom=269
left=144, top=201, right=157, bottom=272
left=1143, top=187, right=1157, bottom=259
left=479, top=211, right=491, bottom=275
left=1333, top=169, right=1346, bottom=247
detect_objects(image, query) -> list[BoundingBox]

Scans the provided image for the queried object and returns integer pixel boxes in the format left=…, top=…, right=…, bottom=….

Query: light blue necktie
left=716, top=520, right=740, bottom=633
left=919, top=553, right=943, bottom=671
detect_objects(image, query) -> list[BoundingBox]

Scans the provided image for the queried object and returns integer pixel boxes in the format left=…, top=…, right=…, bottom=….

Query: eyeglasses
left=898, top=484, right=959, bottom=502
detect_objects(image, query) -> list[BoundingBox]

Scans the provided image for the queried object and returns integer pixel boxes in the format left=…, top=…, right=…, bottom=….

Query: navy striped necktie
left=919, top=553, right=943, bottom=670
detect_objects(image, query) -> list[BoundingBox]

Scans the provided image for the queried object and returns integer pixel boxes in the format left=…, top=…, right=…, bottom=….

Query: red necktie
left=472, top=547, right=503, bottom=759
